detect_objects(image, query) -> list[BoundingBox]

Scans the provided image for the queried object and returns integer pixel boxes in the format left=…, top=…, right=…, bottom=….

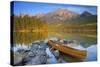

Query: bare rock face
left=36, top=8, right=79, bottom=23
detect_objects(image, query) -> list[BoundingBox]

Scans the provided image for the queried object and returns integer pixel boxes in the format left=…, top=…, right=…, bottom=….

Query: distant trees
left=12, top=14, right=97, bottom=45
left=13, top=14, right=48, bottom=32
left=12, top=14, right=48, bottom=44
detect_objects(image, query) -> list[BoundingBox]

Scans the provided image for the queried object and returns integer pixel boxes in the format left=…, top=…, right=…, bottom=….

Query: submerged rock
left=14, top=41, right=49, bottom=65
left=25, top=54, right=47, bottom=65
left=14, top=53, right=24, bottom=65
left=53, top=50, right=59, bottom=58
left=23, top=49, right=48, bottom=65
left=46, top=48, right=58, bottom=64
left=13, top=48, right=31, bottom=65
left=13, top=40, right=57, bottom=65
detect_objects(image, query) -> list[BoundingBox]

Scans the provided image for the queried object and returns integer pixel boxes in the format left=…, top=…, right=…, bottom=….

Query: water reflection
left=85, top=45, right=97, bottom=61
left=13, top=31, right=97, bottom=63
left=48, top=32, right=97, bottom=48
left=46, top=45, right=97, bottom=63
left=13, top=29, right=97, bottom=63
left=13, top=31, right=97, bottom=48
left=13, top=32, right=48, bottom=45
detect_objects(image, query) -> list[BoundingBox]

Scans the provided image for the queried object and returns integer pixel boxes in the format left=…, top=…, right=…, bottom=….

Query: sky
left=11, top=1, right=97, bottom=15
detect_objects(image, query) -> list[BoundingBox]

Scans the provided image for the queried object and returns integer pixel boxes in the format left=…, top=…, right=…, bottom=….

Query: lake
left=12, top=31, right=97, bottom=63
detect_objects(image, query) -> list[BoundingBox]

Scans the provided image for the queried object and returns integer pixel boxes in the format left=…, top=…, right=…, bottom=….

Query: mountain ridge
left=16, top=8, right=97, bottom=24
left=35, top=8, right=79, bottom=23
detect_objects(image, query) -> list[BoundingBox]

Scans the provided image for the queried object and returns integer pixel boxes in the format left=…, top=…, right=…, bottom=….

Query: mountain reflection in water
left=13, top=31, right=97, bottom=63
left=13, top=32, right=48, bottom=45
left=13, top=31, right=97, bottom=48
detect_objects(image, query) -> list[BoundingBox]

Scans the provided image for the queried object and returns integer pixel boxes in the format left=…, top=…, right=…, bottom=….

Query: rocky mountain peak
left=81, top=11, right=92, bottom=17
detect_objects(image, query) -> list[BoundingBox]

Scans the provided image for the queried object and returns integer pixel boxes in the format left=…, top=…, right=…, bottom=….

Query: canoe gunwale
left=48, top=40, right=87, bottom=59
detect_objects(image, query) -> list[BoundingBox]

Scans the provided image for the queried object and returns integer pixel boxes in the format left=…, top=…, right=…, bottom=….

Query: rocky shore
left=13, top=39, right=88, bottom=65
left=13, top=40, right=58, bottom=65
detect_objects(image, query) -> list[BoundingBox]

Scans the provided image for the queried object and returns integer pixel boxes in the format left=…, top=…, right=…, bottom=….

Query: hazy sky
left=12, top=1, right=97, bottom=15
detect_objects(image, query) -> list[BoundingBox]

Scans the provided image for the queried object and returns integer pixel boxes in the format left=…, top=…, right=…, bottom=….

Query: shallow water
left=13, top=42, right=97, bottom=65
left=45, top=45, right=97, bottom=63
left=46, top=48, right=58, bottom=64
left=85, top=45, right=97, bottom=61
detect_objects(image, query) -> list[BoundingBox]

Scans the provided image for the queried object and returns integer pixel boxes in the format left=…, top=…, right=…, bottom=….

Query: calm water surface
left=13, top=31, right=97, bottom=62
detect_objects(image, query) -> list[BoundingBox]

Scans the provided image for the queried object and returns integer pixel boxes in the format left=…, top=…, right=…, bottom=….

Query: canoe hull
left=48, top=40, right=87, bottom=59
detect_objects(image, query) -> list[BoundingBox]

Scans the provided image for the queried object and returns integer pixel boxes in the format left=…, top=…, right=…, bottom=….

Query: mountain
left=36, top=8, right=79, bottom=23
left=35, top=13, right=45, bottom=18
left=80, top=11, right=93, bottom=17
left=63, top=11, right=97, bottom=24
left=79, top=11, right=97, bottom=23
left=20, top=8, right=96, bottom=24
